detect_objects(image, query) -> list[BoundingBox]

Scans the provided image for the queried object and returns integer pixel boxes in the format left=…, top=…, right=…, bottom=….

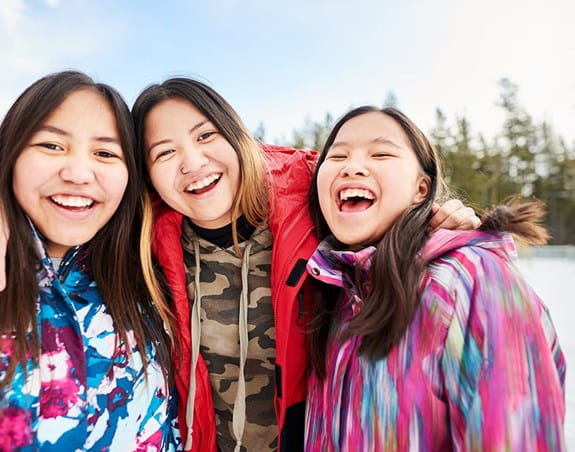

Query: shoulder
left=423, top=229, right=518, bottom=289
left=261, top=144, right=318, bottom=225
left=422, top=230, right=545, bottom=328
left=260, top=143, right=318, bottom=180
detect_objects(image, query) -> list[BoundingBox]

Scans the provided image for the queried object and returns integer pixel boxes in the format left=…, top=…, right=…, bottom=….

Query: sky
left=1, top=0, right=574, bottom=145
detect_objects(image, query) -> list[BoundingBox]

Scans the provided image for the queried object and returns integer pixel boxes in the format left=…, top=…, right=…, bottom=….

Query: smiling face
left=12, top=88, right=129, bottom=258
left=317, top=111, right=429, bottom=247
left=144, top=97, right=241, bottom=229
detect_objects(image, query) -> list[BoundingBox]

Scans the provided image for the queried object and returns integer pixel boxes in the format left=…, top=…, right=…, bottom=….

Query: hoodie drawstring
left=185, top=240, right=253, bottom=452
left=185, top=240, right=203, bottom=450
left=232, top=242, right=252, bottom=452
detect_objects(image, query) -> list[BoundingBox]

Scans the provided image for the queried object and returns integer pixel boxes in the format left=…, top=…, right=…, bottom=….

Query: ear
left=413, top=175, right=430, bottom=204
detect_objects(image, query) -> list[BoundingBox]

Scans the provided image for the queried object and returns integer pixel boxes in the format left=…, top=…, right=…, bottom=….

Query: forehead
left=335, top=112, right=409, bottom=146
left=148, top=97, right=205, bottom=123
left=50, top=88, right=110, bottom=116
left=39, top=88, right=119, bottom=135
left=144, top=97, right=208, bottom=139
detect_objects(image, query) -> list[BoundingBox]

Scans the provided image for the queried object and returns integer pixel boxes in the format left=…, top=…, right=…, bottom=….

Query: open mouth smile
left=337, top=188, right=375, bottom=212
left=185, top=173, right=222, bottom=195
left=50, top=195, right=95, bottom=211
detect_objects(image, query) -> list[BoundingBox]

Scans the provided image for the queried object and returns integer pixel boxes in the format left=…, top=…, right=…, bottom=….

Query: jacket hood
left=423, top=229, right=518, bottom=264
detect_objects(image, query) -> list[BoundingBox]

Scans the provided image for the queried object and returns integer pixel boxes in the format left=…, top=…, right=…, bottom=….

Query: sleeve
left=439, top=247, right=566, bottom=451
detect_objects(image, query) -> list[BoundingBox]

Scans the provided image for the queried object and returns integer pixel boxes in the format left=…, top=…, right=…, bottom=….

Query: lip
left=184, top=172, right=222, bottom=190
left=334, top=183, right=377, bottom=210
left=182, top=172, right=223, bottom=199
left=50, top=194, right=95, bottom=208
left=46, top=194, right=99, bottom=220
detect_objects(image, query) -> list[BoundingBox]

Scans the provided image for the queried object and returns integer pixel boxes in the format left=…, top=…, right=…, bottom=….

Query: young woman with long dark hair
left=305, top=106, right=566, bottom=451
left=0, top=71, right=179, bottom=450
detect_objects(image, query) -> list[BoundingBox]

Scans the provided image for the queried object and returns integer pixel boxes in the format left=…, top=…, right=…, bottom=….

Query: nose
left=180, top=144, right=209, bottom=175
left=340, top=157, right=369, bottom=177
left=59, top=153, right=96, bottom=184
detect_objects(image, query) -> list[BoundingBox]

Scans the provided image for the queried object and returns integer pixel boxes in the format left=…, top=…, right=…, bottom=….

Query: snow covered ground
left=518, top=254, right=574, bottom=448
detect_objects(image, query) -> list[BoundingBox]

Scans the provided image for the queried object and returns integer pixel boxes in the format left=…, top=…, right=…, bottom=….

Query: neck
left=190, top=215, right=256, bottom=248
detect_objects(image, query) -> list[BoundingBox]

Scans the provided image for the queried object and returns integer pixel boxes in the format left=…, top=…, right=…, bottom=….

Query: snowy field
left=518, top=252, right=574, bottom=449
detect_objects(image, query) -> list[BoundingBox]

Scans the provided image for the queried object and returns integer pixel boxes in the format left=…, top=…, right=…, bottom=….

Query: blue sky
left=1, top=0, right=574, bottom=144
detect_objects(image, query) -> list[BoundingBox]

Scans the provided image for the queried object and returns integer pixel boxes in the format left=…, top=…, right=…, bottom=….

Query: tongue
left=341, top=199, right=372, bottom=212
left=192, top=179, right=218, bottom=195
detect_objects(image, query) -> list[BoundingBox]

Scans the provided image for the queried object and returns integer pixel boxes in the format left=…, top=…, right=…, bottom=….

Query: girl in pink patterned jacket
left=305, top=106, right=566, bottom=451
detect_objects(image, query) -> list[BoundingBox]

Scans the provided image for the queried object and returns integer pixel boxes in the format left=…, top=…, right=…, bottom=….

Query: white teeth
left=51, top=195, right=94, bottom=208
left=339, top=188, right=375, bottom=201
left=185, top=173, right=221, bottom=192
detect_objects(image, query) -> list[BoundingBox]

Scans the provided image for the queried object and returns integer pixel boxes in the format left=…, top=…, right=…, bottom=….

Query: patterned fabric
left=0, top=226, right=181, bottom=451
left=152, top=145, right=318, bottom=451
left=181, top=219, right=277, bottom=452
left=305, top=230, right=566, bottom=451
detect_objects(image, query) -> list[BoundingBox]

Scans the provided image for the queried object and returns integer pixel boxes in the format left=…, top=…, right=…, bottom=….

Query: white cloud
left=0, top=0, right=25, bottom=27
left=0, top=0, right=125, bottom=118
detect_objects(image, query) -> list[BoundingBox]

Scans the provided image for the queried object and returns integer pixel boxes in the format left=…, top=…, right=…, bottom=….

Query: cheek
left=112, top=167, right=129, bottom=201
left=12, top=152, right=39, bottom=203
left=148, top=164, right=174, bottom=198
left=226, top=148, right=241, bottom=187
left=96, top=165, right=129, bottom=214
left=230, top=156, right=241, bottom=188
left=316, top=165, right=333, bottom=212
left=380, top=164, right=419, bottom=199
left=317, top=170, right=331, bottom=220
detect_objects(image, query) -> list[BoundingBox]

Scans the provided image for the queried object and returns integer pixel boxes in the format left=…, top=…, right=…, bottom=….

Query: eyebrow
left=37, top=125, right=120, bottom=144
left=147, top=120, right=210, bottom=153
left=331, top=137, right=403, bottom=149
left=38, top=125, right=70, bottom=136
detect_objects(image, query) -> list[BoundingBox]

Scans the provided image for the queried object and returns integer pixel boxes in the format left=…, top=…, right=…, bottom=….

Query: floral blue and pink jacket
left=0, top=228, right=180, bottom=451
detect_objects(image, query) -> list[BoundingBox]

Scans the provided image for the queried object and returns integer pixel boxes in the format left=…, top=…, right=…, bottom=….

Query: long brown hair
left=0, top=71, right=173, bottom=391
left=132, top=78, right=268, bottom=250
left=307, top=106, right=548, bottom=377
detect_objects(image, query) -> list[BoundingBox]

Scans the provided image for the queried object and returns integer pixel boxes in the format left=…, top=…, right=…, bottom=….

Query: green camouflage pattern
left=181, top=220, right=277, bottom=452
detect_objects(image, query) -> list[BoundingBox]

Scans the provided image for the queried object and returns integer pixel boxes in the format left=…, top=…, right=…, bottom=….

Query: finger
left=439, top=206, right=480, bottom=231
left=428, top=199, right=463, bottom=230
left=427, top=203, right=441, bottom=231
left=471, top=209, right=482, bottom=229
left=458, top=206, right=481, bottom=230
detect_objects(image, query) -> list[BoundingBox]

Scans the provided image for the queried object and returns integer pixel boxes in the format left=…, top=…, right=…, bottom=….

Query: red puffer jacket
left=152, top=145, right=319, bottom=451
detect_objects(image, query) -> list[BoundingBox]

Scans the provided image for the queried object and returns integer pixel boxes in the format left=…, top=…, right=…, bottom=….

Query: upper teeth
left=51, top=195, right=94, bottom=207
left=186, top=174, right=221, bottom=192
left=339, top=188, right=374, bottom=201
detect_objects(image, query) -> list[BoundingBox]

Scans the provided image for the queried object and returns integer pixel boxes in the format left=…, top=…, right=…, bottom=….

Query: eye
left=198, top=131, right=217, bottom=142
left=326, top=153, right=346, bottom=160
left=372, top=152, right=391, bottom=158
left=37, top=142, right=64, bottom=151
left=153, top=148, right=175, bottom=161
left=95, top=150, right=122, bottom=159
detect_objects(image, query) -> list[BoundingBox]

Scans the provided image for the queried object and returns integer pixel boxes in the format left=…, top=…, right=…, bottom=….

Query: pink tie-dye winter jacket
left=305, top=229, right=566, bottom=451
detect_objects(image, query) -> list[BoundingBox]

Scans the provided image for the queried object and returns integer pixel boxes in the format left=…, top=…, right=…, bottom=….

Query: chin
left=341, top=234, right=384, bottom=250
left=335, top=235, right=367, bottom=249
